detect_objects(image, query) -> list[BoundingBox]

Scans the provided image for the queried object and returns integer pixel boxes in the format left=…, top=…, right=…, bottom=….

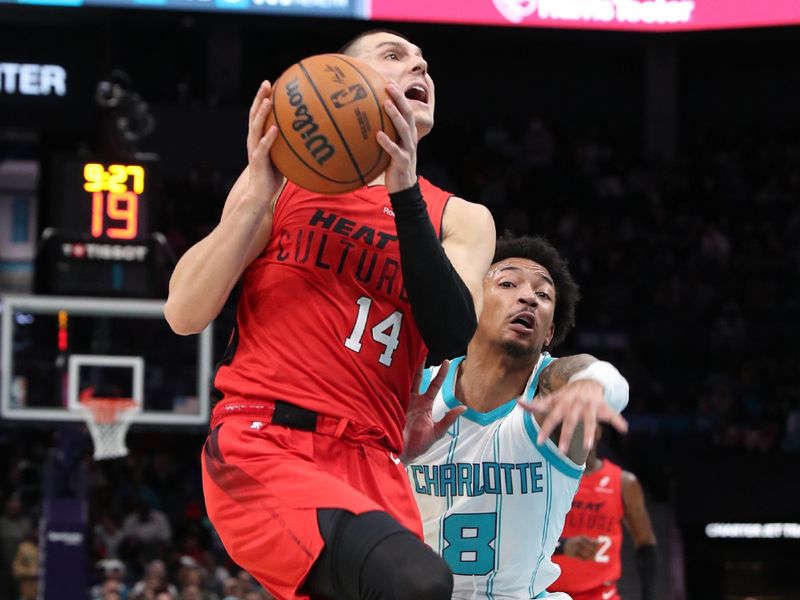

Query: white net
left=79, top=399, right=141, bottom=460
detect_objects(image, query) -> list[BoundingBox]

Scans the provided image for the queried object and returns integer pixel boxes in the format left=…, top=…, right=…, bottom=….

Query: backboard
left=1, top=294, right=212, bottom=426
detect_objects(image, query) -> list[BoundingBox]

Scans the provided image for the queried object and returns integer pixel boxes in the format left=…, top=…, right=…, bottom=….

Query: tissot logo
left=61, top=243, right=149, bottom=262
left=0, top=63, right=67, bottom=96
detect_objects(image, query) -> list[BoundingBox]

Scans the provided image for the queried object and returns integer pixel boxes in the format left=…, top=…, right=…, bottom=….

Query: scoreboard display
left=36, top=155, right=166, bottom=298
left=64, top=161, right=150, bottom=242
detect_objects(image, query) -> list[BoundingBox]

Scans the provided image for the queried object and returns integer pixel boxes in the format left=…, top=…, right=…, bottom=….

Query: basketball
left=265, top=53, right=398, bottom=194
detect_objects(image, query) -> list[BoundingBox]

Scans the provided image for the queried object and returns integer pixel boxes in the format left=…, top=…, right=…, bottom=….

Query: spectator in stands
left=11, top=528, right=38, bottom=600
left=121, top=498, right=172, bottom=558
left=91, top=558, right=130, bottom=600
left=0, top=496, right=32, bottom=599
left=130, top=559, right=178, bottom=599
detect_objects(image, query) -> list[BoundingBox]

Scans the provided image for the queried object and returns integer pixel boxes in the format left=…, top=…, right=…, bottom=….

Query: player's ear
left=544, top=323, right=555, bottom=347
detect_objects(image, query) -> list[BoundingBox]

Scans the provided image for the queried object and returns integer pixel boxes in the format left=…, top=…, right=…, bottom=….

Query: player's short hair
left=492, top=233, right=580, bottom=348
left=338, top=29, right=413, bottom=57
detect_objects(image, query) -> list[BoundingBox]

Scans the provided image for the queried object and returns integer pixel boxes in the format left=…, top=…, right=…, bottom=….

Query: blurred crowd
left=0, top=435, right=276, bottom=600
left=1, top=118, right=799, bottom=599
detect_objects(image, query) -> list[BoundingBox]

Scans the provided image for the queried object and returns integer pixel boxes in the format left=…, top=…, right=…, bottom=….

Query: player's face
left=350, top=32, right=435, bottom=139
left=480, top=258, right=556, bottom=358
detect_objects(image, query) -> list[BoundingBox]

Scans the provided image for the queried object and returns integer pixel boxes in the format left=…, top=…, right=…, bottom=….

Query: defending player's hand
left=563, top=536, right=602, bottom=561
left=244, top=81, right=283, bottom=207
left=520, top=380, right=628, bottom=454
left=402, top=361, right=466, bottom=463
left=376, top=81, right=419, bottom=193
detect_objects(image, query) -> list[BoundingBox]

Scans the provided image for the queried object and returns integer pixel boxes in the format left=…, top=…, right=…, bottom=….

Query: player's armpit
left=441, top=197, right=496, bottom=318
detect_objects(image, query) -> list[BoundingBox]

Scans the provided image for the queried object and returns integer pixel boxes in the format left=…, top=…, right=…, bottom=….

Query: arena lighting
left=705, top=523, right=800, bottom=539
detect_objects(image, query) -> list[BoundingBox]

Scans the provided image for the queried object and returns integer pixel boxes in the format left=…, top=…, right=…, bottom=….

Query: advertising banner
left=368, top=0, right=800, bottom=32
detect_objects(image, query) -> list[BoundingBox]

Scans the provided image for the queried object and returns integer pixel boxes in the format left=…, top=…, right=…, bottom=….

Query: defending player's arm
left=378, top=83, right=496, bottom=365
left=523, top=354, right=629, bottom=464
left=621, top=471, right=658, bottom=600
left=402, top=360, right=466, bottom=463
left=165, top=82, right=286, bottom=335
left=554, top=535, right=601, bottom=561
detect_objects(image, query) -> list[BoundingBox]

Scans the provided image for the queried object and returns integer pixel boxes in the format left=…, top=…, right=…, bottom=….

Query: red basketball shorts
left=567, top=583, right=620, bottom=600
left=201, top=405, right=423, bottom=600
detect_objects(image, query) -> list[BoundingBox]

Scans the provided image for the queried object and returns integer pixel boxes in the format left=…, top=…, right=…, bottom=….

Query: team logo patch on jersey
left=250, top=421, right=264, bottom=430
left=595, top=475, right=614, bottom=493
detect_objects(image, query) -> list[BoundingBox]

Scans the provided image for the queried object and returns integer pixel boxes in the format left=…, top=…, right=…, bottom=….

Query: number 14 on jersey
left=344, top=296, right=403, bottom=367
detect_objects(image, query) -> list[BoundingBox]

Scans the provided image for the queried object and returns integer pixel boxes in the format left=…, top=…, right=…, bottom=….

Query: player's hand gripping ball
left=266, top=54, right=399, bottom=194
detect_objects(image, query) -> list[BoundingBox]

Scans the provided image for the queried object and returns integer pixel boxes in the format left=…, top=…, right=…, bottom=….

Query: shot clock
left=57, top=160, right=152, bottom=243
left=36, top=155, right=167, bottom=298
left=83, top=163, right=145, bottom=240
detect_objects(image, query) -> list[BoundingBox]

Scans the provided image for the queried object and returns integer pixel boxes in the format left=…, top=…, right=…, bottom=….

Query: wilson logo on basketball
left=324, top=64, right=347, bottom=85
left=330, top=84, right=368, bottom=108
left=285, top=77, right=336, bottom=166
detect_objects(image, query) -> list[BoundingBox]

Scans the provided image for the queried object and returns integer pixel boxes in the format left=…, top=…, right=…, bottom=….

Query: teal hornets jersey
left=407, top=354, right=583, bottom=600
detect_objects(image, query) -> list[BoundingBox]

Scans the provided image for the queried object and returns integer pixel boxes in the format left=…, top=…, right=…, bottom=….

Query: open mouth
left=404, top=84, right=429, bottom=104
left=510, top=313, right=534, bottom=330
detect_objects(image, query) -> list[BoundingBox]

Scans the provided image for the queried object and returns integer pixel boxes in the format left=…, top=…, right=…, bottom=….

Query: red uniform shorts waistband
left=211, top=399, right=397, bottom=453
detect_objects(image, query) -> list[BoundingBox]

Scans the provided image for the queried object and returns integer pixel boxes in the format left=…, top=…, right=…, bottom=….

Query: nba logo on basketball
left=330, top=85, right=368, bottom=109
left=493, top=0, right=538, bottom=23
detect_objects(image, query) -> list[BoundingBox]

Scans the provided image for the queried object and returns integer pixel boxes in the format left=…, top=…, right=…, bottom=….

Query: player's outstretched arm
left=377, top=82, right=496, bottom=364
left=165, top=82, right=285, bottom=335
left=622, top=471, right=658, bottom=600
left=519, top=354, right=629, bottom=464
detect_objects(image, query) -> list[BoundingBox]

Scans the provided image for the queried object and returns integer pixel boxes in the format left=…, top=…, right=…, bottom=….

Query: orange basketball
left=265, top=54, right=398, bottom=194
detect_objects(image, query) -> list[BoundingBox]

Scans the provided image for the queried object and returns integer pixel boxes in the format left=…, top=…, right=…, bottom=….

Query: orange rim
left=79, top=398, right=139, bottom=424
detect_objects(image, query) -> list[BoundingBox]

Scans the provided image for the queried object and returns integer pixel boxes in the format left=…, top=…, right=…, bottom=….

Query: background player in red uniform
left=164, top=29, right=495, bottom=600
left=552, top=427, right=658, bottom=600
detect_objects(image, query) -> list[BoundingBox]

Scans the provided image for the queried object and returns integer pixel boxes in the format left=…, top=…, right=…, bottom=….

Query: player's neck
left=455, top=345, right=540, bottom=414
left=585, top=456, right=603, bottom=474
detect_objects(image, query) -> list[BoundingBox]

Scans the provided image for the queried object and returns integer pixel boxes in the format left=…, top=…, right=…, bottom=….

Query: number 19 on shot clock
left=83, top=162, right=145, bottom=239
left=79, top=161, right=150, bottom=241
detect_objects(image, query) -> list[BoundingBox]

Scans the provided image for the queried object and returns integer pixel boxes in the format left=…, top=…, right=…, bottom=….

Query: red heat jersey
left=553, top=459, right=625, bottom=593
left=212, top=177, right=452, bottom=453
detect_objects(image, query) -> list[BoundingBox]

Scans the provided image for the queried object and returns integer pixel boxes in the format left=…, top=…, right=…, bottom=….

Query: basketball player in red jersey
left=164, top=30, right=495, bottom=600
left=552, top=427, right=658, bottom=600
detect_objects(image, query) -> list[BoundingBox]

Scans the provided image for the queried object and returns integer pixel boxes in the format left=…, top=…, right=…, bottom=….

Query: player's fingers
left=248, top=98, right=271, bottom=154
left=434, top=406, right=467, bottom=439
left=253, top=125, right=278, bottom=162
left=582, top=402, right=599, bottom=451
left=536, top=396, right=566, bottom=445
left=426, top=360, right=450, bottom=399
left=383, top=98, right=415, bottom=150
left=558, top=397, right=584, bottom=454
left=521, top=393, right=553, bottom=415
left=386, top=81, right=414, bottom=121
left=249, top=80, right=271, bottom=121
left=412, top=363, right=424, bottom=394
left=376, top=131, right=410, bottom=169
left=601, top=407, right=629, bottom=434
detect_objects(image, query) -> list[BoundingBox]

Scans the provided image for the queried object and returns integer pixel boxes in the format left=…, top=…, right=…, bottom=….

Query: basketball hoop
left=78, top=397, right=140, bottom=460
